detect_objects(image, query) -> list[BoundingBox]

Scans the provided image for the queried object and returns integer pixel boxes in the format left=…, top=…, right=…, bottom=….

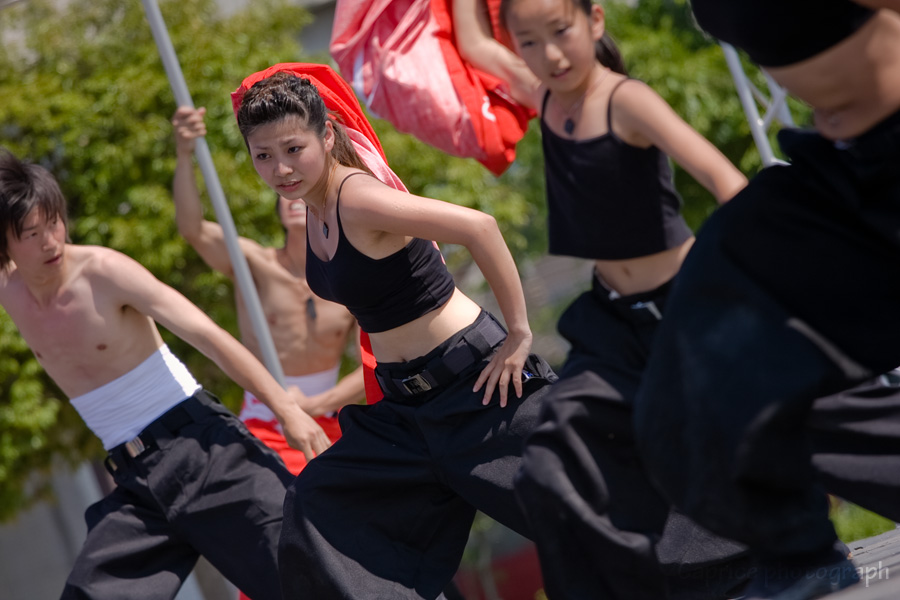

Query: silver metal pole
left=720, top=43, right=779, bottom=167
left=762, top=69, right=795, bottom=128
left=140, top=0, right=285, bottom=386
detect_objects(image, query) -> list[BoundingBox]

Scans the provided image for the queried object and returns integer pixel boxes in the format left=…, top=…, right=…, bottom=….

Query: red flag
left=330, top=0, right=535, bottom=176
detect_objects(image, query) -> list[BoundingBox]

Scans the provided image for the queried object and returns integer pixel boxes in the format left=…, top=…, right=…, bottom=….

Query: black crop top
left=305, top=173, right=456, bottom=333
left=541, top=82, right=693, bottom=261
left=691, top=0, right=875, bottom=67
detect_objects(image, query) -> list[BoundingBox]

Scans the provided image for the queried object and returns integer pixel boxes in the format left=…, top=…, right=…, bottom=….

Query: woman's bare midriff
left=368, top=288, right=483, bottom=363
left=593, top=238, right=695, bottom=297
left=766, top=10, right=900, bottom=140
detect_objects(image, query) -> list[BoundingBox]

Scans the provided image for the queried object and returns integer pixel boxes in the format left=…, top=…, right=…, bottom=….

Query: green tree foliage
left=0, top=0, right=314, bottom=521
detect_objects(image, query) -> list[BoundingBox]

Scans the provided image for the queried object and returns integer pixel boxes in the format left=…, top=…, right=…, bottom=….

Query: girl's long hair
left=237, top=72, right=373, bottom=174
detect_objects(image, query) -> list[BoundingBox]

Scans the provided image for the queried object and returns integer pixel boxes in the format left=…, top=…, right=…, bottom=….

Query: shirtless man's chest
left=237, top=251, right=357, bottom=376
left=1, top=256, right=161, bottom=397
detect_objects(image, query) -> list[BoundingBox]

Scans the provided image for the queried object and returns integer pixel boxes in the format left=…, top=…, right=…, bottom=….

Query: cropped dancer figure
left=633, top=2, right=900, bottom=598
left=0, top=148, right=329, bottom=600
left=232, top=64, right=557, bottom=600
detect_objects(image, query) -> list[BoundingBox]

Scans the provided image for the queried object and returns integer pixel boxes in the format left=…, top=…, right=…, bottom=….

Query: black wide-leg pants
left=634, top=112, right=900, bottom=567
left=279, top=312, right=557, bottom=600
left=62, top=391, right=293, bottom=600
left=514, top=279, right=754, bottom=600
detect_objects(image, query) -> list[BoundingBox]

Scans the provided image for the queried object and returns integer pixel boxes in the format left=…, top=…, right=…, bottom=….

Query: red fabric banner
left=329, top=0, right=535, bottom=175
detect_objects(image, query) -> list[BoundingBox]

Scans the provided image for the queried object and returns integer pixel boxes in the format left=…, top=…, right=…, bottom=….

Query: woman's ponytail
left=330, top=118, right=373, bottom=174
left=596, top=31, right=628, bottom=75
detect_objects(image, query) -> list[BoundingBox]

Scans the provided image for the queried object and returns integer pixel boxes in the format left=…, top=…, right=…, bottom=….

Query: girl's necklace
left=317, top=161, right=339, bottom=239
left=559, top=67, right=611, bottom=136
left=282, top=248, right=318, bottom=321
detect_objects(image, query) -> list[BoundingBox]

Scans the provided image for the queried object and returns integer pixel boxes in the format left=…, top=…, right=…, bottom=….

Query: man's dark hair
left=0, top=149, right=69, bottom=269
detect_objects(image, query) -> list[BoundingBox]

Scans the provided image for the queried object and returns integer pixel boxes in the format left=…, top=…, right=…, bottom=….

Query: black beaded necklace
left=560, top=67, right=611, bottom=136
left=313, top=161, right=339, bottom=238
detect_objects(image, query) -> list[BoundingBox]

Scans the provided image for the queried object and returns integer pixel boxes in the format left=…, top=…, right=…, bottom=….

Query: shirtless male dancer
left=172, top=106, right=364, bottom=474
left=0, top=148, right=330, bottom=600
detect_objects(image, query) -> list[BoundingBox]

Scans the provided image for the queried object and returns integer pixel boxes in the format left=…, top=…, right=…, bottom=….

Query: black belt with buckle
left=591, top=275, right=670, bottom=323
left=375, top=314, right=507, bottom=398
left=105, top=393, right=204, bottom=473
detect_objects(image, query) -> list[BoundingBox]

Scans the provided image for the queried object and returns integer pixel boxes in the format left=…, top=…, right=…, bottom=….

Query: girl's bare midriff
left=369, top=288, right=483, bottom=363
left=766, top=10, right=900, bottom=140
left=593, top=237, right=695, bottom=297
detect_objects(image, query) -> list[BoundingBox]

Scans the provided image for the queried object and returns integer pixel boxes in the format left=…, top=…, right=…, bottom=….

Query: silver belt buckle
left=401, top=372, right=432, bottom=395
left=629, top=300, right=662, bottom=320
left=105, top=455, right=119, bottom=472
left=124, top=436, right=147, bottom=458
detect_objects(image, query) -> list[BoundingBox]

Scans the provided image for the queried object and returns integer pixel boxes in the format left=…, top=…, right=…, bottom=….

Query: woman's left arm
left=341, top=177, right=533, bottom=407
left=457, top=209, right=534, bottom=407
left=613, top=81, right=748, bottom=204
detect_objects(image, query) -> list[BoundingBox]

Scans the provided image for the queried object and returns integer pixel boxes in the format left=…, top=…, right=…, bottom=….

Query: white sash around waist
left=239, top=365, right=340, bottom=425
left=70, top=345, right=201, bottom=450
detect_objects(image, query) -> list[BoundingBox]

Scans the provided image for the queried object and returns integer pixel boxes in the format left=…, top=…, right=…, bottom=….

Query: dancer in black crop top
left=539, top=85, right=693, bottom=260
left=632, top=2, right=900, bottom=599
left=305, top=172, right=455, bottom=333
left=234, top=66, right=557, bottom=599
left=455, top=0, right=752, bottom=598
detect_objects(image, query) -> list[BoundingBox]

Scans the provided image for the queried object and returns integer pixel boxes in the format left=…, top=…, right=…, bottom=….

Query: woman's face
left=505, top=0, right=603, bottom=96
left=247, top=114, right=334, bottom=201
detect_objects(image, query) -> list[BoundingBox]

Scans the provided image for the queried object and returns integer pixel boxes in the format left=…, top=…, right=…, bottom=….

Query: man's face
left=6, top=209, right=67, bottom=272
left=278, top=195, right=308, bottom=233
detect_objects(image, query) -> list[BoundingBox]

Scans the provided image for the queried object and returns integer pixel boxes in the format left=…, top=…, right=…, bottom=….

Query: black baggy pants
left=61, top=390, right=294, bottom=600
left=278, top=311, right=557, bottom=600
left=634, top=111, right=900, bottom=567
left=514, top=277, right=754, bottom=600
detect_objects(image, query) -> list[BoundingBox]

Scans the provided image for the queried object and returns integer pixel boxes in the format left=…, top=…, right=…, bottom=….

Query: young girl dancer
left=232, top=66, right=557, bottom=599
left=455, top=0, right=751, bottom=597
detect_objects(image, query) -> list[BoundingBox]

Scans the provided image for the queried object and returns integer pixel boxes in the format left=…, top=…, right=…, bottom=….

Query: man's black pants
left=514, top=277, right=754, bottom=600
left=634, top=111, right=900, bottom=568
left=61, top=390, right=294, bottom=600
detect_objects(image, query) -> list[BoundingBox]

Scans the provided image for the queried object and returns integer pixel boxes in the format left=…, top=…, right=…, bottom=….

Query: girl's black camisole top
left=691, top=0, right=874, bottom=67
left=541, top=82, right=693, bottom=261
left=305, top=173, right=456, bottom=334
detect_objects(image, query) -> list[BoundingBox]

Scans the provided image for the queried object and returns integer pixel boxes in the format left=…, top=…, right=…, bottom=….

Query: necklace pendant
left=322, top=222, right=329, bottom=238
left=564, top=118, right=576, bottom=135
